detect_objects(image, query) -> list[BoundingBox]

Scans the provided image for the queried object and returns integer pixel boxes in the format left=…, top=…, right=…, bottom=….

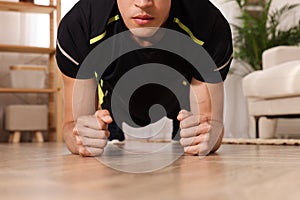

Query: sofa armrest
left=262, top=45, right=300, bottom=70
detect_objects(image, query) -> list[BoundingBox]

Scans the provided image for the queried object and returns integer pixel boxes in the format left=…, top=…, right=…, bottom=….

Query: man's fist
left=73, top=109, right=112, bottom=156
left=177, top=110, right=211, bottom=156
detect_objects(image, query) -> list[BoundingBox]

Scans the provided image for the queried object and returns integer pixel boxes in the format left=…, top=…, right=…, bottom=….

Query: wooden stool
left=8, top=131, right=44, bottom=143
left=5, top=105, right=47, bottom=143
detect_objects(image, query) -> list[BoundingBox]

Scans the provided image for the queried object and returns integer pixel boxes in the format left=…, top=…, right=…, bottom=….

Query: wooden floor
left=1, top=141, right=300, bottom=200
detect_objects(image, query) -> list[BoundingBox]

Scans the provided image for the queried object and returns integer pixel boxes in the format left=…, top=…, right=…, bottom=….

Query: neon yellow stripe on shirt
left=90, top=15, right=120, bottom=45
left=90, top=31, right=107, bottom=45
left=107, top=14, right=120, bottom=25
left=94, top=72, right=104, bottom=107
left=173, top=18, right=204, bottom=46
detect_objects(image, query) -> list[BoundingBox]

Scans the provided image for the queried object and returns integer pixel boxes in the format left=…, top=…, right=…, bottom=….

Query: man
left=56, top=0, right=233, bottom=157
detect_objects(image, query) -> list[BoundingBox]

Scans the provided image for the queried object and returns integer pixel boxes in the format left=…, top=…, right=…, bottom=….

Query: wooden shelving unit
left=0, top=44, right=56, bottom=54
left=0, top=88, right=57, bottom=93
left=0, top=1, right=56, bottom=13
left=0, top=0, right=62, bottom=142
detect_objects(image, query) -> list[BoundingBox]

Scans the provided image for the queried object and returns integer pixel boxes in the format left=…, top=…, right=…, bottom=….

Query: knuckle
left=194, top=126, right=200, bottom=136
left=94, top=110, right=101, bottom=116
left=180, top=138, right=185, bottom=146
left=103, top=139, right=108, bottom=147
left=95, top=109, right=109, bottom=118
left=179, top=129, right=186, bottom=137
left=78, top=146, right=89, bottom=156
left=94, top=110, right=103, bottom=118
left=198, top=143, right=208, bottom=153
left=193, top=116, right=200, bottom=125
left=75, top=136, right=83, bottom=145
left=179, top=121, right=184, bottom=129
left=197, top=125, right=204, bottom=134
left=96, top=119, right=106, bottom=130
left=184, top=146, right=196, bottom=155
left=73, top=127, right=79, bottom=135
left=105, top=130, right=110, bottom=138
left=207, top=124, right=212, bottom=132
left=189, top=137, right=196, bottom=146
left=180, top=121, right=187, bottom=129
left=198, top=123, right=210, bottom=134
left=100, top=130, right=109, bottom=138
left=91, top=148, right=104, bottom=156
left=99, top=139, right=107, bottom=148
left=183, top=146, right=189, bottom=153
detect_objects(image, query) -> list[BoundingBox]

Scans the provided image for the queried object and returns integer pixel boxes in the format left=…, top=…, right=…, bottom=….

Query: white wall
left=61, top=0, right=79, bottom=17
left=270, top=0, right=300, bottom=32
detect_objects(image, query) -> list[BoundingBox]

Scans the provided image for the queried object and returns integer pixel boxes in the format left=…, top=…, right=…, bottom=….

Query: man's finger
left=77, top=115, right=100, bottom=129
left=180, top=115, right=210, bottom=129
left=75, top=125, right=110, bottom=139
left=180, top=123, right=211, bottom=138
left=177, top=110, right=192, bottom=121
left=95, top=109, right=113, bottom=124
left=78, top=145, right=104, bottom=157
left=180, top=133, right=210, bottom=147
left=78, top=145, right=92, bottom=157
left=184, top=142, right=209, bottom=156
left=80, top=137, right=108, bottom=148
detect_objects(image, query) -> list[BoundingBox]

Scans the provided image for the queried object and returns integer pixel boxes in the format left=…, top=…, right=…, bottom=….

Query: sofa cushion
left=262, top=46, right=300, bottom=69
left=243, top=60, right=300, bottom=99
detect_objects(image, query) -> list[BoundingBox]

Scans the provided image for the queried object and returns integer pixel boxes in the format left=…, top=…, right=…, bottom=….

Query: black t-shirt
left=56, top=0, right=233, bottom=140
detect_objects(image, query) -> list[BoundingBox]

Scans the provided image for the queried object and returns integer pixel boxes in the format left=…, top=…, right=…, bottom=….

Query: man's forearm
left=190, top=78, right=224, bottom=153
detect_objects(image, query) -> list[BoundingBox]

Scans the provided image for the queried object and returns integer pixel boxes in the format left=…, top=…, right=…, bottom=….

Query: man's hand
left=177, top=109, right=212, bottom=156
left=73, top=109, right=112, bottom=157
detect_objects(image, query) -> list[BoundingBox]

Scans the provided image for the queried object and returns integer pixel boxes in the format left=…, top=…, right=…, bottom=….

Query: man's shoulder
left=72, top=0, right=117, bottom=18
left=173, top=0, right=213, bottom=17
left=60, top=0, right=117, bottom=37
left=172, top=0, right=229, bottom=43
left=76, top=0, right=115, bottom=8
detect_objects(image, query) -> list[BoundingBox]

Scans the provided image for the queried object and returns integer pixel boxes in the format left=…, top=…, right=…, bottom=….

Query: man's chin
left=130, top=27, right=160, bottom=38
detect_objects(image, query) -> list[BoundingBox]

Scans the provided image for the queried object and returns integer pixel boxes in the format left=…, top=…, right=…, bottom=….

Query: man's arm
left=62, top=74, right=112, bottom=156
left=177, top=77, right=224, bottom=155
left=62, top=74, right=97, bottom=154
left=191, top=78, right=224, bottom=153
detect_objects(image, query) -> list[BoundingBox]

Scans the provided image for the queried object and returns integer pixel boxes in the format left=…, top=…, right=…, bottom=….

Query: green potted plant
left=232, top=0, right=300, bottom=71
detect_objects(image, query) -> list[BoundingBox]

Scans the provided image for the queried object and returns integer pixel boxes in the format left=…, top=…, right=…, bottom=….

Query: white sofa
left=242, top=46, right=300, bottom=138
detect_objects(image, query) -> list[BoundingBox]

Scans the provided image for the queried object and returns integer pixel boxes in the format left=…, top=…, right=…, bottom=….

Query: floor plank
left=0, top=142, right=300, bottom=200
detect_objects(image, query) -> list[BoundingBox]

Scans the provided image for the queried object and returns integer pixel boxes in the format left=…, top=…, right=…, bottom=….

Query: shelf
left=0, top=2, right=55, bottom=14
left=0, top=44, right=55, bottom=54
left=0, top=88, right=58, bottom=93
left=0, top=0, right=63, bottom=142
